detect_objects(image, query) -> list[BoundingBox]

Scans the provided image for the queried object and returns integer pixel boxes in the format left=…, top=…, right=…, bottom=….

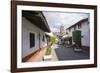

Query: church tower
left=60, top=24, right=64, bottom=36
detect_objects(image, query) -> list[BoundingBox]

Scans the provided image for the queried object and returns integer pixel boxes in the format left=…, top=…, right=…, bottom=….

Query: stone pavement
left=51, top=45, right=59, bottom=61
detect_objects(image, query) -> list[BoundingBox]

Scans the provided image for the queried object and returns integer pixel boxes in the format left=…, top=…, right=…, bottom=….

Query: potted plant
left=43, top=47, right=52, bottom=61
left=43, top=34, right=57, bottom=61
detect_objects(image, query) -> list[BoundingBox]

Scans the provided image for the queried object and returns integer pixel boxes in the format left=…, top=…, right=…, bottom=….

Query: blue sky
left=43, top=11, right=89, bottom=32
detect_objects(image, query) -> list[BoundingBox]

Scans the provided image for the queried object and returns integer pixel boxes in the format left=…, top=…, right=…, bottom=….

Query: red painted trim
left=22, top=45, right=48, bottom=62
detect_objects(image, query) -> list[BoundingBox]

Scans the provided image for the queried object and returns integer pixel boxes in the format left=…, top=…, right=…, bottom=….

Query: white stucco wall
left=66, top=21, right=90, bottom=47
left=81, top=21, right=90, bottom=47
left=22, top=17, right=47, bottom=58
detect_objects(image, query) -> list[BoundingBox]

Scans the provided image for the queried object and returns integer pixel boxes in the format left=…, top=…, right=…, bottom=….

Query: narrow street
left=54, top=44, right=90, bottom=61
left=26, top=44, right=89, bottom=62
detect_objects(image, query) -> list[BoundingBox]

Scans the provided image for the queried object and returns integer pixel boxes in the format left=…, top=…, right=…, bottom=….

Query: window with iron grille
left=30, top=33, right=35, bottom=48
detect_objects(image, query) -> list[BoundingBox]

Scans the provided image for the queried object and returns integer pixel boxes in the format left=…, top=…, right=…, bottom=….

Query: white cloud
left=43, top=11, right=89, bottom=32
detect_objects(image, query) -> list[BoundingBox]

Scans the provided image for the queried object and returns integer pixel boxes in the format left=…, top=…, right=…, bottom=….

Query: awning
left=62, top=35, right=68, bottom=38
left=22, top=10, right=50, bottom=32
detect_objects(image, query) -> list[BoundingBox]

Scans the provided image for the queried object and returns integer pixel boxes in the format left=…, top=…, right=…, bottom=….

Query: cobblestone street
left=54, top=44, right=90, bottom=60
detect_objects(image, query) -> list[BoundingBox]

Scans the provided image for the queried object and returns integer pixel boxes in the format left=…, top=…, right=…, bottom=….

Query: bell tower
left=60, top=24, right=64, bottom=36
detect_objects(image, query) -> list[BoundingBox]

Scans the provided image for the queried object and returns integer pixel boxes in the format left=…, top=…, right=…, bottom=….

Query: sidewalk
left=27, top=44, right=58, bottom=62
left=27, top=47, right=47, bottom=62
left=51, top=44, right=58, bottom=61
left=33, top=44, right=58, bottom=62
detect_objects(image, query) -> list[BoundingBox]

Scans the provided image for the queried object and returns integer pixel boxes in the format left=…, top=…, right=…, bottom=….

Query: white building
left=22, top=11, right=50, bottom=62
left=66, top=18, right=90, bottom=47
left=60, top=24, right=66, bottom=36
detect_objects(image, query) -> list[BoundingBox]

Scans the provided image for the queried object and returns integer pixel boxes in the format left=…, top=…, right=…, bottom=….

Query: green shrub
left=45, top=47, right=52, bottom=55
left=72, top=30, right=81, bottom=47
left=50, top=35, right=56, bottom=45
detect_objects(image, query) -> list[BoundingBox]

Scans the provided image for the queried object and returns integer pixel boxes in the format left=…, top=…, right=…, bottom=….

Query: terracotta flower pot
left=43, top=54, right=52, bottom=61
